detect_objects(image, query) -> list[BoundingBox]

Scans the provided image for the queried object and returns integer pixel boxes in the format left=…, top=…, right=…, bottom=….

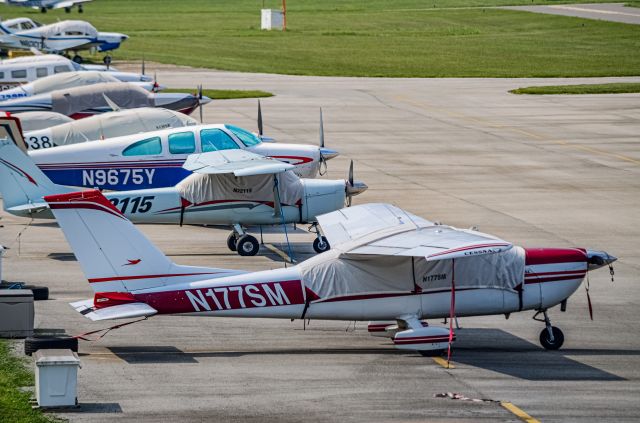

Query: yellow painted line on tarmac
left=501, top=402, right=540, bottom=423
left=432, top=357, right=455, bottom=369
left=264, top=243, right=295, bottom=264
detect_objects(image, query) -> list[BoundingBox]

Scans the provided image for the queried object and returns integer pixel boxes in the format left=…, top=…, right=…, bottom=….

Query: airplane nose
left=121, top=34, right=129, bottom=41
left=320, top=147, right=339, bottom=160
left=199, top=96, right=212, bottom=106
left=586, top=250, right=617, bottom=270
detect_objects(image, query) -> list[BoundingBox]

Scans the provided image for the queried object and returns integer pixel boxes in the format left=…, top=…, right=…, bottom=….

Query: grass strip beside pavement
left=510, top=83, right=640, bottom=95
left=0, top=339, right=57, bottom=423
left=164, top=89, right=273, bottom=100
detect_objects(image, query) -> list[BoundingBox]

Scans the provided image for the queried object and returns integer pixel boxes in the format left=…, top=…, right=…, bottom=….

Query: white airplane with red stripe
left=44, top=190, right=616, bottom=354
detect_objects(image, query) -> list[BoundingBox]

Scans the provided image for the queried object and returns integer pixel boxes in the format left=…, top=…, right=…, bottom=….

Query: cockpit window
left=200, top=128, right=239, bottom=152
left=54, top=65, right=70, bottom=74
left=11, top=70, right=26, bottom=79
left=226, top=124, right=261, bottom=147
left=168, top=131, right=195, bottom=154
left=122, top=137, right=162, bottom=156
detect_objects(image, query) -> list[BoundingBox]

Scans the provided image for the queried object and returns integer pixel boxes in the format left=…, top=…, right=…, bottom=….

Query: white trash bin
left=261, top=9, right=284, bottom=30
left=34, top=349, right=81, bottom=408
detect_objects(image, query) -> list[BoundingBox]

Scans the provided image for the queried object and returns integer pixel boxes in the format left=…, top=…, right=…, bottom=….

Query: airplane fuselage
left=97, top=248, right=589, bottom=322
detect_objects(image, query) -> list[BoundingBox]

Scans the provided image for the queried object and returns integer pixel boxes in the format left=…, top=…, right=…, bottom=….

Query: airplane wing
left=70, top=299, right=157, bottom=321
left=317, top=203, right=511, bottom=260
left=316, top=203, right=434, bottom=247
left=183, top=150, right=294, bottom=177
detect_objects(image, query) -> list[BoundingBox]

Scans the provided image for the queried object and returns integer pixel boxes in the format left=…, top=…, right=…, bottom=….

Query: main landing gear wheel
left=313, top=236, right=330, bottom=253
left=72, top=55, right=83, bottom=64
left=226, top=232, right=238, bottom=252
left=539, top=327, right=564, bottom=350
left=236, top=235, right=259, bottom=256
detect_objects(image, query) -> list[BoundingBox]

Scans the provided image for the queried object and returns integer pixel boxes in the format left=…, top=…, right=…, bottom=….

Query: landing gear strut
left=534, top=309, right=564, bottom=350
left=227, top=225, right=259, bottom=257
left=310, top=223, right=330, bottom=254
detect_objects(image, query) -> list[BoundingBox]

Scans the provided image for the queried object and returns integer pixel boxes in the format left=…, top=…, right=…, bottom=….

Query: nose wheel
left=227, top=225, right=260, bottom=256
left=534, top=309, right=565, bottom=350
left=309, top=223, right=331, bottom=254
left=313, top=236, right=330, bottom=253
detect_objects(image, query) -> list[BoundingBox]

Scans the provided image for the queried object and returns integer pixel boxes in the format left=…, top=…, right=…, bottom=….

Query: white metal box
left=0, top=289, right=34, bottom=338
left=34, top=349, right=81, bottom=408
left=261, top=9, right=284, bottom=30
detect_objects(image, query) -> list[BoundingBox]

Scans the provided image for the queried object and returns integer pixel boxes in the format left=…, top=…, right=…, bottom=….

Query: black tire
left=418, top=349, right=446, bottom=357
left=226, top=233, right=238, bottom=252
left=23, top=285, right=49, bottom=301
left=41, top=7, right=47, bottom=13
left=539, top=326, right=564, bottom=350
left=72, top=55, right=83, bottom=64
left=236, top=235, right=259, bottom=256
left=24, top=336, right=78, bottom=356
left=312, top=236, right=331, bottom=253
left=65, top=7, right=71, bottom=13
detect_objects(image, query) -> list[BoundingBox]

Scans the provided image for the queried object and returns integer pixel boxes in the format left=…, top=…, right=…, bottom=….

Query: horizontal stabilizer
left=6, top=202, right=49, bottom=213
left=70, top=299, right=157, bottom=321
left=183, top=150, right=294, bottom=176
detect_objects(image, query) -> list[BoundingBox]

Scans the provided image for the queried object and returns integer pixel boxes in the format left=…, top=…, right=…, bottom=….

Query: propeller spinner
left=345, top=160, right=368, bottom=207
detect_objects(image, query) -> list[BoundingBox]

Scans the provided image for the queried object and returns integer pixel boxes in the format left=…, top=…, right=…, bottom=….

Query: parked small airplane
left=0, top=18, right=127, bottom=62
left=16, top=110, right=72, bottom=130
left=0, top=0, right=91, bottom=13
left=42, top=187, right=615, bottom=354
left=0, top=82, right=209, bottom=118
left=21, top=107, right=337, bottom=188
left=22, top=107, right=197, bottom=149
left=0, top=116, right=364, bottom=254
left=0, top=70, right=157, bottom=101
left=0, top=52, right=152, bottom=88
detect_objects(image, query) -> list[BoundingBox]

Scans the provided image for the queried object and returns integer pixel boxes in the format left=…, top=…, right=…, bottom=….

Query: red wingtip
left=45, top=189, right=123, bottom=217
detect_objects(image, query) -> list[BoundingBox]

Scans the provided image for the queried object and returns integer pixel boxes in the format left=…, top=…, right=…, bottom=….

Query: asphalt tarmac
left=504, top=3, right=640, bottom=25
left=1, top=68, right=639, bottom=422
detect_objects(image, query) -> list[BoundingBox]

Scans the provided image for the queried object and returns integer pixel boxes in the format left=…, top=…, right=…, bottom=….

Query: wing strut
left=447, top=258, right=456, bottom=368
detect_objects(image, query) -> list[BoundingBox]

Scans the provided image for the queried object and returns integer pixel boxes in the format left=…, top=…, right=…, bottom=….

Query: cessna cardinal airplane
left=0, top=82, right=209, bottom=118
left=0, top=120, right=364, bottom=254
left=22, top=107, right=197, bottom=149
left=0, top=0, right=91, bottom=13
left=22, top=114, right=337, bottom=187
left=43, top=189, right=616, bottom=354
left=0, top=18, right=127, bottom=62
left=0, top=71, right=157, bottom=101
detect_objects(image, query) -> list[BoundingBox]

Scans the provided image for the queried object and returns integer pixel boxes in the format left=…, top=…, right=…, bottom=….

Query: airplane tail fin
left=44, top=190, right=239, bottom=295
left=0, top=115, right=71, bottom=216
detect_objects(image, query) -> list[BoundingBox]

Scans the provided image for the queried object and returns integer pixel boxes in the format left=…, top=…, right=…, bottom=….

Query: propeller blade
left=257, top=100, right=263, bottom=137
left=319, top=107, right=324, bottom=148
left=199, top=101, right=203, bottom=123
left=153, top=71, right=158, bottom=92
left=142, top=56, right=145, bottom=75
left=348, top=160, right=354, bottom=187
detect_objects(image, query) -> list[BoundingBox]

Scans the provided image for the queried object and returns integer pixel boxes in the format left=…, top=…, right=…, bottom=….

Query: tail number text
left=82, top=169, right=155, bottom=187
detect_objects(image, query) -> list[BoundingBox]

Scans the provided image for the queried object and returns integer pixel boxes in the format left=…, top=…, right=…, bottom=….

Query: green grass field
left=511, top=82, right=640, bottom=94
left=165, top=88, right=273, bottom=100
left=0, top=340, right=56, bottom=423
left=0, top=0, right=638, bottom=77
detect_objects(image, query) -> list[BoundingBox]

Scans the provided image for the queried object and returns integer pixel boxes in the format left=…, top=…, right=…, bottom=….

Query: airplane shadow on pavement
left=451, top=328, right=626, bottom=381
left=107, top=328, right=629, bottom=382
